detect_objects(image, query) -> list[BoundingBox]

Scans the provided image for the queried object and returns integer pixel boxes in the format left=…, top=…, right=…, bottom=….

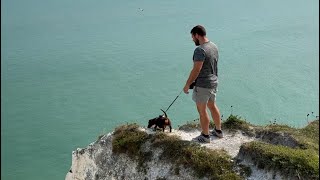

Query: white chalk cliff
left=65, top=126, right=298, bottom=180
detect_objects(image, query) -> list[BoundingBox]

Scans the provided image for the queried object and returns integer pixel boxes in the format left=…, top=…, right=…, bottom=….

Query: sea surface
left=1, top=0, right=318, bottom=179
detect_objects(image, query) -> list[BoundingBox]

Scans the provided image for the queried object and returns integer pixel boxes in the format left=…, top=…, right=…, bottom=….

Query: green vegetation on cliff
left=110, top=115, right=319, bottom=180
left=112, top=124, right=242, bottom=179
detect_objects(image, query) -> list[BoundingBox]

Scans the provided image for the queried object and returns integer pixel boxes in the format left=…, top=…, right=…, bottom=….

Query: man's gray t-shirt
left=193, top=41, right=219, bottom=88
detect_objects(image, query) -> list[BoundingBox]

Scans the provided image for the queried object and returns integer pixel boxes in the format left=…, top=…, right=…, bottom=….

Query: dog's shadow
left=146, top=126, right=171, bottom=134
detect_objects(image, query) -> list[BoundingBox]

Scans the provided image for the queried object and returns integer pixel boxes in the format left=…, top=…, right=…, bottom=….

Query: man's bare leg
left=196, top=102, right=210, bottom=135
left=207, top=100, right=221, bottom=130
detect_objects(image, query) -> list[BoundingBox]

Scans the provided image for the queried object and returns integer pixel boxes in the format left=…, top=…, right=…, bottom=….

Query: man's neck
left=199, top=37, right=210, bottom=45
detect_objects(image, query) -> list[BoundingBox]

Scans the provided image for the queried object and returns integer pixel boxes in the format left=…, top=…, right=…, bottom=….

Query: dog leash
left=164, top=90, right=183, bottom=112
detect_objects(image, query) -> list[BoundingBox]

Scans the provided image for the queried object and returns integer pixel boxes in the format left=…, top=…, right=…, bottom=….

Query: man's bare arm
left=183, top=61, right=203, bottom=94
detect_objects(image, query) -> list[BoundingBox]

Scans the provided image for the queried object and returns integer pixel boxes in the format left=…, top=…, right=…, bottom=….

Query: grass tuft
left=112, top=123, right=148, bottom=158
left=240, top=141, right=319, bottom=179
left=222, top=115, right=254, bottom=136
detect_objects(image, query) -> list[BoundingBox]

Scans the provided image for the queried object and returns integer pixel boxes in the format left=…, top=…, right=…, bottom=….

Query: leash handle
left=165, top=90, right=183, bottom=112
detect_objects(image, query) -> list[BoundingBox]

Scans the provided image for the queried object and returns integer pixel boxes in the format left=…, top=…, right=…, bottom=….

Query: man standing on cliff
left=183, top=25, right=223, bottom=143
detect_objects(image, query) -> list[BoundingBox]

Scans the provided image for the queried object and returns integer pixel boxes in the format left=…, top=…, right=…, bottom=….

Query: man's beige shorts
left=192, top=86, right=217, bottom=103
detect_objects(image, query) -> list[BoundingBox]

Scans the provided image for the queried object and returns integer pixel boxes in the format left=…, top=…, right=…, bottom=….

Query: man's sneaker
left=192, top=133, right=210, bottom=143
left=211, top=127, right=224, bottom=138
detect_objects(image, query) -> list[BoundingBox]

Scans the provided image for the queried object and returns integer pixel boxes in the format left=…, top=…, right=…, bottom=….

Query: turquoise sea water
left=1, top=0, right=318, bottom=179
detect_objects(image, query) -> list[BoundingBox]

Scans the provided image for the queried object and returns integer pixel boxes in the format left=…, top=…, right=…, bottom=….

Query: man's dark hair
left=190, top=25, right=206, bottom=36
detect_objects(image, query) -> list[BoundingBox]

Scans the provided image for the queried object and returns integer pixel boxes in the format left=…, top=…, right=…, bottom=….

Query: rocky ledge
left=65, top=115, right=319, bottom=180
